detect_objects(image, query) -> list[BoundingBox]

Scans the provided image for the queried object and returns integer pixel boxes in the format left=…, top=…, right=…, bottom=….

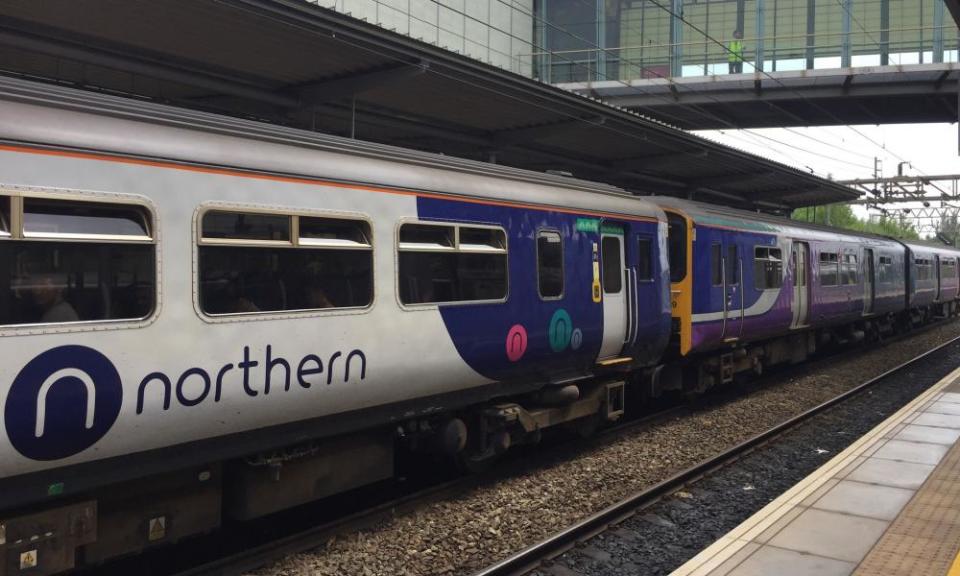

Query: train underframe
left=3, top=301, right=958, bottom=575
left=678, top=300, right=960, bottom=397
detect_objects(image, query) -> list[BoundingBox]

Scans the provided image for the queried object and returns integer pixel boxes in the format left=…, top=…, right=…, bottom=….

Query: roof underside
left=0, top=0, right=859, bottom=213
left=564, top=64, right=959, bottom=130
left=949, top=0, right=960, bottom=28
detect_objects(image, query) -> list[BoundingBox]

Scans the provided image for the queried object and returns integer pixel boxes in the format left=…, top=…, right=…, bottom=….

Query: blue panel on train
left=416, top=196, right=603, bottom=381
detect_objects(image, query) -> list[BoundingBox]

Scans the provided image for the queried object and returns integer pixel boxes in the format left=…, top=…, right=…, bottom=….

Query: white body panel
left=0, top=77, right=667, bottom=482
left=0, top=149, right=489, bottom=479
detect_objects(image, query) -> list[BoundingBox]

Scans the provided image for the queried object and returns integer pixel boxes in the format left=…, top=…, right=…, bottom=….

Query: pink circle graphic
left=505, top=324, right=528, bottom=362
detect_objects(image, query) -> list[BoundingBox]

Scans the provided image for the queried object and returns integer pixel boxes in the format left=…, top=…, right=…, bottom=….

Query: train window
left=23, top=198, right=151, bottom=240
left=842, top=251, right=859, bottom=285
left=199, top=211, right=372, bottom=314
left=398, top=223, right=507, bottom=305
left=637, top=237, right=653, bottom=281
left=201, top=211, right=289, bottom=242
left=1, top=195, right=155, bottom=326
left=819, top=252, right=839, bottom=286
left=711, top=243, right=722, bottom=286
left=753, top=247, right=783, bottom=290
left=459, top=227, right=506, bottom=252
left=299, top=218, right=370, bottom=248
left=537, top=231, right=563, bottom=299
left=399, top=224, right=454, bottom=250
left=878, top=255, right=893, bottom=283
left=0, top=196, right=9, bottom=238
left=941, top=258, right=955, bottom=278
left=915, top=258, right=932, bottom=282
left=667, top=213, right=687, bottom=283
left=726, top=245, right=739, bottom=285
left=601, top=236, right=622, bottom=294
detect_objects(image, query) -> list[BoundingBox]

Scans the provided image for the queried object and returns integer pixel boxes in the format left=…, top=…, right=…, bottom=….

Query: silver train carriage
left=0, top=77, right=671, bottom=572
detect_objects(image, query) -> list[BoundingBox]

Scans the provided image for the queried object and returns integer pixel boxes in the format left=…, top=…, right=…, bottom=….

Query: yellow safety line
left=947, top=549, right=960, bottom=576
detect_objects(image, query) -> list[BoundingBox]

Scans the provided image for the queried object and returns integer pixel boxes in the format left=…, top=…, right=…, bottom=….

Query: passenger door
left=936, top=255, right=942, bottom=301
left=599, top=233, right=627, bottom=359
left=722, top=243, right=743, bottom=340
left=791, top=241, right=810, bottom=328
left=863, top=248, right=875, bottom=314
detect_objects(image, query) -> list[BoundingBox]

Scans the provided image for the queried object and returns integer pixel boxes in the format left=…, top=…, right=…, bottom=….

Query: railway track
left=471, top=332, right=960, bottom=576
left=169, top=405, right=687, bottom=576
left=160, top=323, right=958, bottom=576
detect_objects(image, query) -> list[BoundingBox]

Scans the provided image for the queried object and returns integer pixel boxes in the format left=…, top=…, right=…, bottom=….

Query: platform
left=671, top=364, right=960, bottom=576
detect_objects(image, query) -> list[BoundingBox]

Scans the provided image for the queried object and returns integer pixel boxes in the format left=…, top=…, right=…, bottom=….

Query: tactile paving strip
left=853, top=428, right=960, bottom=576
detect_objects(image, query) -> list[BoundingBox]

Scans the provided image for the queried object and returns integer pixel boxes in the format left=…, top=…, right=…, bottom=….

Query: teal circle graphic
left=570, top=328, right=583, bottom=351
left=549, top=309, right=573, bottom=352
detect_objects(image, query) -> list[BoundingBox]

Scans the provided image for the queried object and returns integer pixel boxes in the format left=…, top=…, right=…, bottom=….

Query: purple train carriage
left=653, top=198, right=960, bottom=394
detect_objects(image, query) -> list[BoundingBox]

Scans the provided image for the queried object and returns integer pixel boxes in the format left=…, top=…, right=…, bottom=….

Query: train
left=0, top=76, right=956, bottom=575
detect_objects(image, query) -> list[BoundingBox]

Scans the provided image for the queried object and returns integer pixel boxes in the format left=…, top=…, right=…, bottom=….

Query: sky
left=696, top=123, right=959, bottom=183
left=694, top=123, right=960, bottom=234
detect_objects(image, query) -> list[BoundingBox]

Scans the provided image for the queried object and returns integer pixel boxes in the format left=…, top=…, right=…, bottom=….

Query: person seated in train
left=29, top=271, right=79, bottom=323
left=224, top=277, right=260, bottom=313
left=304, top=284, right=334, bottom=309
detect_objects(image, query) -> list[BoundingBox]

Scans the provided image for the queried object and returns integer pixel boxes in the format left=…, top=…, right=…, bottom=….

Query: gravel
left=254, top=321, right=960, bottom=576
left=545, top=332, right=960, bottom=576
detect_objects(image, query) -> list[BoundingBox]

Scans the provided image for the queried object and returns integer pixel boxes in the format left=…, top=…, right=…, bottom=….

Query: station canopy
left=0, top=0, right=859, bottom=213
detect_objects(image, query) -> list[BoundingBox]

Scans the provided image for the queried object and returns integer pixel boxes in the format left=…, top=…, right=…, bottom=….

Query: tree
left=791, top=204, right=919, bottom=240
left=935, top=210, right=960, bottom=246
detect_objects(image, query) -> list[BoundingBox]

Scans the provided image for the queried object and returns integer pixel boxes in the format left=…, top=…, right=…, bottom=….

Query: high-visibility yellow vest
left=728, top=40, right=744, bottom=62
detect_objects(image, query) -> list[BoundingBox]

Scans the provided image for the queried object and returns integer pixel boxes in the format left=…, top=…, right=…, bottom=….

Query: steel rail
left=471, top=332, right=960, bottom=576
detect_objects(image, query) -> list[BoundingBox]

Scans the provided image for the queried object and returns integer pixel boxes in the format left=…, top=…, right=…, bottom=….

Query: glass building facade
left=310, top=0, right=536, bottom=75
left=535, top=0, right=958, bottom=82
left=310, top=0, right=957, bottom=83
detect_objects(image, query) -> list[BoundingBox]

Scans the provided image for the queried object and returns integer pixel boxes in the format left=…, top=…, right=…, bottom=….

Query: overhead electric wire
left=636, top=0, right=934, bottom=184
left=781, top=127, right=878, bottom=162
left=718, top=128, right=875, bottom=172
left=479, top=0, right=873, bottom=178
left=826, top=0, right=942, bottom=181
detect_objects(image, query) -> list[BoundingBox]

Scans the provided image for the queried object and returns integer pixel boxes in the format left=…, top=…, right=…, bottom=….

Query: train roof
left=651, top=196, right=927, bottom=247
left=901, top=238, right=960, bottom=256
left=0, top=76, right=665, bottom=224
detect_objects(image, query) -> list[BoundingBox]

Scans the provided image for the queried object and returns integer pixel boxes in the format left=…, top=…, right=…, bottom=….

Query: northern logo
left=5, top=345, right=122, bottom=461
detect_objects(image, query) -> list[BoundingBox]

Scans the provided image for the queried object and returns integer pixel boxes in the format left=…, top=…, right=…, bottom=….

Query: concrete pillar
left=755, top=0, right=766, bottom=72
left=805, top=0, right=815, bottom=69
left=934, top=0, right=945, bottom=64
left=880, top=0, right=890, bottom=65
left=841, top=0, right=852, bottom=68
left=771, top=0, right=778, bottom=71
left=537, top=0, right=550, bottom=82
left=736, top=0, right=746, bottom=36
left=597, top=0, right=607, bottom=81
left=670, top=0, right=683, bottom=77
